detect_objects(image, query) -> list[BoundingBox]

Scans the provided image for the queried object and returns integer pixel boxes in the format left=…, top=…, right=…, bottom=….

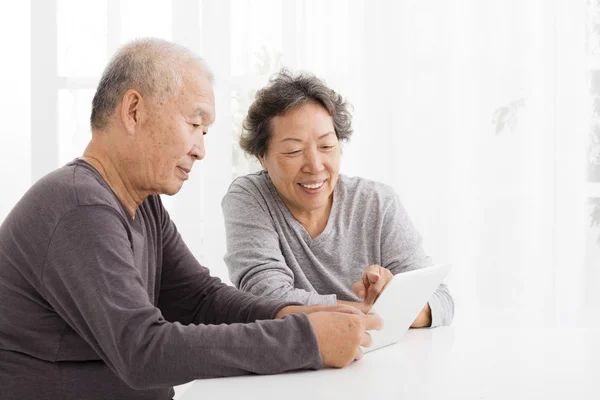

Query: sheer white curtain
left=0, top=0, right=595, bottom=331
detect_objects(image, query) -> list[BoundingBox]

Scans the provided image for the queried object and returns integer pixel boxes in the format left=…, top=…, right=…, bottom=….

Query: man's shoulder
left=25, top=160, right=124, bottom=219
left=0, top=161, right=127, bottom=256
left=72, top=161, right=122, bottom=207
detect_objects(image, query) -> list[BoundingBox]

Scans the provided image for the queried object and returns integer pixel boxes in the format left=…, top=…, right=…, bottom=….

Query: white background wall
left=0, top=0, right=598, bottom=330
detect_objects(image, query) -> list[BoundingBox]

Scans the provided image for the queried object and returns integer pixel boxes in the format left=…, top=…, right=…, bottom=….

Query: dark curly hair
left=240, top=69, right=354, bottom=158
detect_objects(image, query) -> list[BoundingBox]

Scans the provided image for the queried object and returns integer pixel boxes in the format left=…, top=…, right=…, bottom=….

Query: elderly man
left=0, top=38, right=381, bottom=400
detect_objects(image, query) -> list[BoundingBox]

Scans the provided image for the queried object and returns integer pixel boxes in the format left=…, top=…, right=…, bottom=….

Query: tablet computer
left=363, top=263, right=452, bottom=353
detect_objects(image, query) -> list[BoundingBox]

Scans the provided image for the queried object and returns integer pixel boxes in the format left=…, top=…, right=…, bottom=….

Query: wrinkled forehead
left=180, top=66, right=216, bottom=121
left=182, top=64, right=214, bottom=97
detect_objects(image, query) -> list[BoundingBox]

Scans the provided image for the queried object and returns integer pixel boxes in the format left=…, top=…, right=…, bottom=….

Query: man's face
left=137, top=66, right=215, bottom=196
left=260, top=101, right=341, bottom=218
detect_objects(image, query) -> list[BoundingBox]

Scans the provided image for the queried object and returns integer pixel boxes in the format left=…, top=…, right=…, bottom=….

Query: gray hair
left=90, top=37, right=213, bottom=131
left=240, top=69, right=353, bottom=159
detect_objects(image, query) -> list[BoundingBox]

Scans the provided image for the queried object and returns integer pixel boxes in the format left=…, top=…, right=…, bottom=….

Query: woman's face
left=260, top=101, right=341, bottom=219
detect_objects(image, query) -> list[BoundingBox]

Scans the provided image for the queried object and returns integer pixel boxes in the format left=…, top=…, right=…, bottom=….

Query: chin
left=162, top=182, right=184, bottom=196
left=303, top=199, right=330, bottom=211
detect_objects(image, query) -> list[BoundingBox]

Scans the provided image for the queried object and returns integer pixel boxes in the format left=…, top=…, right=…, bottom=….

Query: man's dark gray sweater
left=0, top=160, right=322, bottom=400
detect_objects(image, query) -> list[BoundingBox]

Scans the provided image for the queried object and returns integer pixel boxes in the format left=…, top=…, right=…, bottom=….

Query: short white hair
left=90, top=37, right=213, bottom=130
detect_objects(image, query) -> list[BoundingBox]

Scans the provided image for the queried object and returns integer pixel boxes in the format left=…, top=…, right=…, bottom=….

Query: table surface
left=180, top=326, right=600, bottom=400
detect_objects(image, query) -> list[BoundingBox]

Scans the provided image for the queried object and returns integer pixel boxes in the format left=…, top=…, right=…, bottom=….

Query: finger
left=359, top=330, right=373, bottom=348
left=383, top=268, right=394, bottom=281
left=366, top=270, right=380, bottom=284
left=363, top=264, right=379, bottom=284
left=366, top=268, right=381, bottom=284
left=354, top=346, right=364, bottom=361
left=367, top=268, right=393, bottom=304
left=367, top=276, right=387, bottom=303
left=362, top=273, right=371, bottom=292
left=352, top=281, right=366, bottom=300
left=363, top=287, right=378, bottom=306
left=373, top=270, right=395, bottom=303
left=363, top=313, right=384, bottom=331
left=363, top=278, right=384, bottom=305
left=372, top=278, right=391, bottom=303
left=361, top=266, right=382, bottom=302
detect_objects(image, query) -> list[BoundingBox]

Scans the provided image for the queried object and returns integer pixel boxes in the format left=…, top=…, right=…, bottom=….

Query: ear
left=120, top=89, right=143, bottom=136
left=258, top=154, right=268, bottom=172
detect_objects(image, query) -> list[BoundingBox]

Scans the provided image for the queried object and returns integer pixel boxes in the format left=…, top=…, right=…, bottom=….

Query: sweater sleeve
left=41, top=206, right=322, bottom=390
left=222, top=184, right=336, bottom=306
left=156, top=198, right=304, bottom=325
left=380, top=193, right=455, bottom=327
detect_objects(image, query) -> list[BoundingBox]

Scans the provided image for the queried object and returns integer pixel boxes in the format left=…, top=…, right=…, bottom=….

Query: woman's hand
left=352, top=264, right=393, bottom=306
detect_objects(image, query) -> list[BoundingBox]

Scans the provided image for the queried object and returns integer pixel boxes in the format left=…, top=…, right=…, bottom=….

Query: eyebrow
left=193, top=106, right=215, bottom=126
left=279, top=131, right=335, bottom=143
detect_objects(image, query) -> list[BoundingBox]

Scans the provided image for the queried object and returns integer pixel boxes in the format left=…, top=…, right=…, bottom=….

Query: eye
left=282, top=150, right=302, bottom=156
left=189, top=122, right=208, bottom=135
left=320, top=144, right=336, bottom=151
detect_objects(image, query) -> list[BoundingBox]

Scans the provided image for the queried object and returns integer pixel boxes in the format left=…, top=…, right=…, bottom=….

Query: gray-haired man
left=0, top=38, right=381, bottom=400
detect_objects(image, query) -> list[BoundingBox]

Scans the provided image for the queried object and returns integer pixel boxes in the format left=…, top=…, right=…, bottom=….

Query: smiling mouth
left=299, top=180, right=325, bottom=190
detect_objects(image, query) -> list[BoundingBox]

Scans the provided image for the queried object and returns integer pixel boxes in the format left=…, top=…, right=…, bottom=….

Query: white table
left=180, top=327, right=600, bottom=399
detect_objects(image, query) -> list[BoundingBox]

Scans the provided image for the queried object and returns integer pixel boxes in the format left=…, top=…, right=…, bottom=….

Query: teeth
left=300, top=181, right=324, bottom=189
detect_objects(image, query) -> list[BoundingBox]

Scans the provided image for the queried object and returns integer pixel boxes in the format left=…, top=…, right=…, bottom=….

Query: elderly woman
left=222, top=70, right=454, bottom=327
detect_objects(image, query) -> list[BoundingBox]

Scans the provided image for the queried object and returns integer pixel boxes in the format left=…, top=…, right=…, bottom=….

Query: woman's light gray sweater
left=222, top=171, right=454, bottom=327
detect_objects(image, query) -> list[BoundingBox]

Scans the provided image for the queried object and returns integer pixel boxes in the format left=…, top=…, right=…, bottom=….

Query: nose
left=302, top=147, right=324, bottom=174
left=189, top=132, right=206, bottom=160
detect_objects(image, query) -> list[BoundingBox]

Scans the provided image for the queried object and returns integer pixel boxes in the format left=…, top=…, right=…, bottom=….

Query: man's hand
left=307, top=311, right=383, bottom=368
left=352, top=265, right=393, bottom=306
left=410, top=303, right=432, bottom=328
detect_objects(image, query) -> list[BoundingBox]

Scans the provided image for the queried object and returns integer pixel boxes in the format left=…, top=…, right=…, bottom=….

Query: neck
left=81, top=140, right=145, bottom=218
left=289, top=196, right=333, bottom=239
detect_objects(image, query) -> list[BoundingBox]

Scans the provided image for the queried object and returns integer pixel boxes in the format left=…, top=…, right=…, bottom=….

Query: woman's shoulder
left=338, top=174, right=397, bottom=203
left=334, top=175, right=401, bottom=227
left=223, top=170, right=279, bottom=212
left=227, top=170, right=271, bottom=195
